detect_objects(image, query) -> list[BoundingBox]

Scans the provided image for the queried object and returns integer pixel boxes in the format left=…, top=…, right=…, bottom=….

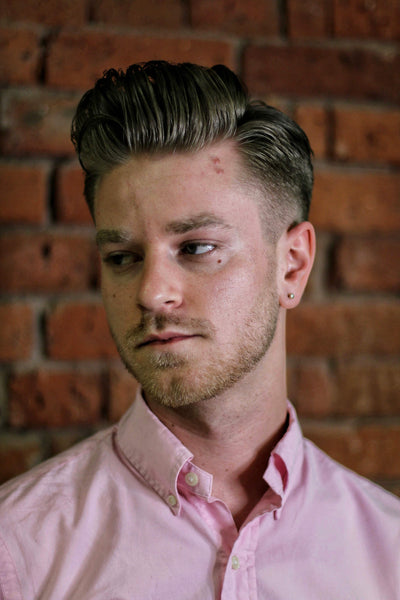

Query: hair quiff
left=71, top=60, right=313, bottom=230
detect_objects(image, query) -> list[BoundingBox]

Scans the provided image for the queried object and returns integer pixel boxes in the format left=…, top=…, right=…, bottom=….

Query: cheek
left=199, top=269, right=255, bottom=316
left=101, top=280, right=135, bottom=328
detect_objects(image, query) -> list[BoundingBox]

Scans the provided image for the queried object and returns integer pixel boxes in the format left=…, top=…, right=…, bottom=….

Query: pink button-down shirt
left=0, top=392, right=399, bottom=599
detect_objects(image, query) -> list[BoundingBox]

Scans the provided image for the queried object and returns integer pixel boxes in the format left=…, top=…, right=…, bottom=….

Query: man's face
left=95, top=142, right=282, bottom=408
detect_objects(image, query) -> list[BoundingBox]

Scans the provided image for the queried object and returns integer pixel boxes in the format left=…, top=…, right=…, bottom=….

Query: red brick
left=0, top=233, right=98, bottom=292
left=50, top=431, right=96, bottom=457
left=334, top=107, right=400, bottom=165
left=47, top=30, right=235, bottom=90
left=288, top=359, right=334, bottom=417
left=294, top=105, right=328, bottom=158
left=303, top=422, right=400, bottom=478
left=311, top=169, right=400, bottom=233
left=55, top=162, right=93, bottom=224
left=9, top=370, right=103, bottom=427
left=190, top=0, right=280, bottom=36
left=379, top=481, right=400, bottom=498
left=46, top=302, right=118, bottom=359
left=333, top=0, right=400, bottom=40
left=0, top=434, right=43, bottom=484
left=0, top=89, right=79, bottom=157
left=287, top=0, right=330, bottom=39
left=335, top=236, right=400, bottom=292
left=243, top=44, right=400, bottom=102
left=0, top=25, right=42, bottom=85
left=109, top=367, right=138, bottom=422
left=287, top=301, right=400, bottom=356
left=335, top=359, right=400, bottom=416
left=0, top=0, right=86, bottom=27
left=0, top=162, right=49, bottom=224
left=0, top=304, right=34, bottom=361
left=93, top=0, right=184, bottom=28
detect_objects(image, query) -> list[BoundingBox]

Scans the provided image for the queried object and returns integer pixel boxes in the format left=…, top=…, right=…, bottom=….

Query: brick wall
left=0, top=0, right=399, bottom=493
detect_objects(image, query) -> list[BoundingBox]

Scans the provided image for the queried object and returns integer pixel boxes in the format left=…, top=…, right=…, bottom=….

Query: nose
left=136, top=253, right=183, bottom=313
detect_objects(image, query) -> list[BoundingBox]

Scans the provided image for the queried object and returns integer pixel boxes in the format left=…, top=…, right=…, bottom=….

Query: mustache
left=125, top=313, right=215, bottom=346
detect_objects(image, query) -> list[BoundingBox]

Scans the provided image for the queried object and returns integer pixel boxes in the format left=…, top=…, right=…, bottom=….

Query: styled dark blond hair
left=71, top=61, right=313, bottom=231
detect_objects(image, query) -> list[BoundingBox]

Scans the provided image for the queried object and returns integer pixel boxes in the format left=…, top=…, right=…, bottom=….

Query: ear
left=277, top=221, right=316, bottom=309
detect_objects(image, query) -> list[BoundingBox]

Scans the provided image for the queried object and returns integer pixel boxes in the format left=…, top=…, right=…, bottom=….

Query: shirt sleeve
left=0, top=536, right=23, bottom=600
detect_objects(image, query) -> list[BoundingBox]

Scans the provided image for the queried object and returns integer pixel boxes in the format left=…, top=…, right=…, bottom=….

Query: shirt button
left=167, top=494, right=177, bottom=507
left=185, top=472, right=199, bottom=487
left=231, top=555, right=240, bottom=570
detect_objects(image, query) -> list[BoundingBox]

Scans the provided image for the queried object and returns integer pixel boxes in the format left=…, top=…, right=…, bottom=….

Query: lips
left=137, top=332, right=198, bottom=348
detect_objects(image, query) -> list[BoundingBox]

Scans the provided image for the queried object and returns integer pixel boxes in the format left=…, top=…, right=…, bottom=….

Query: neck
left=147, top=344, right=288, bottom=529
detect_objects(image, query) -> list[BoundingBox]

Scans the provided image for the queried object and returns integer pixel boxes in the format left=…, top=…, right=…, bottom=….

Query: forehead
left=94, top=141, right=264, bottom=229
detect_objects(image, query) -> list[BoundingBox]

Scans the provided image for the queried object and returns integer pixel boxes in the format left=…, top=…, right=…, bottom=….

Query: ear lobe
left=278, top=221, right=316, bottom=308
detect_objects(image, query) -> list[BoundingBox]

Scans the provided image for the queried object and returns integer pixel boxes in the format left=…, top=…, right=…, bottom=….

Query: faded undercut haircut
left=71, top=61, right=313, bottom=235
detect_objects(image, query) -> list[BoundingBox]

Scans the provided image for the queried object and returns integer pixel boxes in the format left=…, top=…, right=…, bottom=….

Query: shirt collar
left=262, top=401, right=304, bottom=518
left=114, top=389, right=304, bottom=517
left=114, top=389, right=193, bottom=515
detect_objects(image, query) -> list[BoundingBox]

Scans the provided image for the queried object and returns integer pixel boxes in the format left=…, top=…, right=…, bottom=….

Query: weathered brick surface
left=335, top=359, right=400, bottom=416
left=0, top=233, right=98, bottom=292
left=0, top=161, right=49, bottom=224
left=47, top=30, right=235, bottom=90
left=291, top=358, right=400, bottom=418
left=311, top=169, right=400, bottom=233
left=9, top=370, right=103, bottom=427
left=334, top=107, right=400, bottom=164
left=294, top=105, right=328, bottom=158
left=0, top=89, right=79, bottom=157
left=303, top=422, right=400, bottom=479
left=0, top=0, right=399, bottom=487
left=0, top=26, right=42, bottom=85
left=287, top=0, right=330, bottom=39
left=46, top=302, right=118, bottom=359
left=0, top=304, right=34, bottom=361
left=0, top=0, right=87, bottom=27
left=190, top=0, right=280, bottom=36
left=55, top=162, right=93, bottom=224
left=244, top=45, right=400, bottom=102
left=288, top=360, right=334, bottom=417
left=93, top=0, right=185, bottom=28
left=333, top=0, right=400, bottom=40
left=50, top=430, right=97, bottom=457
left=287, top=301, right=400, bottom=356
left=0, top=434, right=43, bottom=484
left=335, top=236, right=400, bottom=292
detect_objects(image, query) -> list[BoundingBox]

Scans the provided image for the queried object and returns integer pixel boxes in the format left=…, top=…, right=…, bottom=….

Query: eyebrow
left=96, top=213, right=232, bottom=247
left=164, top=212, right=232, bottom=234
left=95, top=229, right=132, bottom=247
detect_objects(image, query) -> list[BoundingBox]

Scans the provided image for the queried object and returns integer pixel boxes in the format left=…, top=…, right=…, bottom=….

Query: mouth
left=136, top=332, right=200, bottom=349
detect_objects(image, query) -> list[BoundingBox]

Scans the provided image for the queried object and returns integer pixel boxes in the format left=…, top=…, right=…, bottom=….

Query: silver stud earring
left=288, top=293, right=295, bottom=299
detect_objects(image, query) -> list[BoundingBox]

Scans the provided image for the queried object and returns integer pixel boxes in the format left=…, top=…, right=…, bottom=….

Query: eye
left=103, top=252, right=140, bottom=268
left=181, top=242, right=216, bottom=256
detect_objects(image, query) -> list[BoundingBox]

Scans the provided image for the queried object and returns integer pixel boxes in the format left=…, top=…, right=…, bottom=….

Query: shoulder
left=302, top=436, right=400, bottom=519
left=0, top=426, right=115, bottom=515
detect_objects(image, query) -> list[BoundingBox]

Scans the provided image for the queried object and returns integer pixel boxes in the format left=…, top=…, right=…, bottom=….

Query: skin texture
left=95, top=140, right=315, bottom=527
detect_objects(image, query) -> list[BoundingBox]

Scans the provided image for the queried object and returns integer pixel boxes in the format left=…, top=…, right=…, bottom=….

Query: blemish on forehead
left=210, top=155, right=224, bottom=174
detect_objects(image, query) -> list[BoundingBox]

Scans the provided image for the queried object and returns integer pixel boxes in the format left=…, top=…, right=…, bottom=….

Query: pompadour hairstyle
left=71, top=61, right=313, bottom=231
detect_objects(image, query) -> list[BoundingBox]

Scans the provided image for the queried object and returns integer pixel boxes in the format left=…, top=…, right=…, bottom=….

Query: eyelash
left=103, top=242, right=218, bottom=270
left=180, top=242, right=216, bottom=256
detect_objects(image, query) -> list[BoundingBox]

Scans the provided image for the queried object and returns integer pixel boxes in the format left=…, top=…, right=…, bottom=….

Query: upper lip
left=137, top=331, right=196, bottom=348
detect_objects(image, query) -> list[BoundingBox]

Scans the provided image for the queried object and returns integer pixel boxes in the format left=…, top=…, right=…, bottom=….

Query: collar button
left=185, top=472, right=199, bottom=487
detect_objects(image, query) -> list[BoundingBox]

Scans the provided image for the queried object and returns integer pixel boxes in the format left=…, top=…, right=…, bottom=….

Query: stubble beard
left=109, top=290, right=279, bottom=408
left=110, top=283, right=280, bottom=409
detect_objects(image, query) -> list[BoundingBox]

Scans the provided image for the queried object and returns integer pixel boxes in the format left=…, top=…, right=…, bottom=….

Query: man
left=0, top=61, right=399, bottom=599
